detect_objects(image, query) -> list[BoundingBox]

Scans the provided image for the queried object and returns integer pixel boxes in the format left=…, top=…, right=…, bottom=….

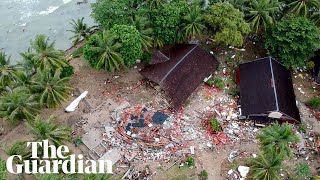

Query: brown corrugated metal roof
left=239, top=57, right=300, bottom=122
left=140, top=44, right=219, bottom=110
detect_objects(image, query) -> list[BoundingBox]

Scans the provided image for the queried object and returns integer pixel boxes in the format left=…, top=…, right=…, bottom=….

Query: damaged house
left=239, top=57, right=301, bottom=124
left=140, top=44, right=219, bottom=110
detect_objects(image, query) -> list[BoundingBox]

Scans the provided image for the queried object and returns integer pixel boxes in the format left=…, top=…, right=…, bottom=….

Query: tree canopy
left=151, top=0, right=189, bottom=44
left=204, top=2, right=250, bottom=46
left=265, top=16, right=320, bottom=69
left=110, top=25, right=142, bottom=66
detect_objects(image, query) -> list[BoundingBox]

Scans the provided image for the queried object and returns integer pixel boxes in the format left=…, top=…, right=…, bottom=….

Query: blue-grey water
left=0, top=0, right=96, bottom=63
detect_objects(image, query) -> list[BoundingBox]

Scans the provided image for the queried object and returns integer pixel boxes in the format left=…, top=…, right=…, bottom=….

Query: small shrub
left=186, top=156, right=195, bottom=167
left=296, top=162, right=311, bottom=178
left=230, top=89, right=240, bottom=97
left=307, top=97, right=320, bottom=109
left=200, top=170, right=208, bottom=180
left=73, top=136, right=83, bottom=147
left=307, top=61, right=315, bottom=70
left=206, top=77, right=224, bottom=88
left=83, top=34, right=100, bottom=67
left=298, top=123, right=307, bottom=133
left=72, top=46, right=84, bottom=58
left=211, top=118, right=222, bottom=132
left=60, top=65, right=74, bottom=78
left=141, top=51, right=152, bottom=64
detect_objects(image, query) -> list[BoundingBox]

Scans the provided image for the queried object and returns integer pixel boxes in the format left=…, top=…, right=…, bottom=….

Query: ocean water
left=0, top=0, right=96, bottom=63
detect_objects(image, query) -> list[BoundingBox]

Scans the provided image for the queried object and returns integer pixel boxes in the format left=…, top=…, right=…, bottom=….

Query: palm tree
left=153, top=36, right=164, bottom=48
left=311, top=10, right=320, bottom=26
left=0, top=158, right=6, bottom=180
left=257, top=123, right=299, bottom=159
left=0, top=88, right=40, bottom=123
left=132, top=16, right=154, bottom=50
left=30, top=34, right=68, bottom=72
left=247, top=151, right=282, bottom=180
left=181, top=5, right=206, bottom=39
left=31, top=69, right=72, bottom=108
left=0, top=52, right=18, bottom=88
left=26, top=115, right=71, bottom=146
left=68, top=17, right=92, bottom=45
left=145, top=0, right=166, bottom=9
left=20, top=48, right=37, bottom=74
left=246, top=0, right=283, bottom=33
left=88, top=31, right=124, bottom=72
left=287, top=0, right=319, bottom=17
left=13, top=70, right=33, bottom=90
left=5, top=141, right=32, bottom=164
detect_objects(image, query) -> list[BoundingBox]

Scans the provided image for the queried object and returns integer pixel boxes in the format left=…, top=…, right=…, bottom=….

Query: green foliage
left=141, top=51, right=152, bottom=64
left=256, top=123, right=299, bottom=159
left=0, top=158, right=7, bottom=180
left=6, top=141, right=32, bottom=164
left=265, top=16, right=320, bottom=69
left=110, top=25, right=142, bottom=66
left=206, top=77, right=225, bottom=88
left=26, top=115, right=71, bottom=146
left=83, top=173, right=112, bottom=180
left=73, top=136, right=83, bottom=147
left=307, top=61, right=315, bottom=70
left=60, top=65, right=74, bottom=78
left=186, top=156, right=195, bottom=167
left=181, top=3, right=206, bottom=39
left=132, top=16, right=154, bottom=50
left=229, top=89, right=240, bottom=97
left=199, top=170, right=208, bottom=180
left=210, top=118, right=222, bottom=132
left=204, top=2, right=250, bottom=46
left=0, top=52, right=18, bottom=88
left=91, top=0, right=134, bottom=29
left=0, top=88, right=40, bottom=124
left=68, top=17, right=92, bottom=45
left=311, top=11, right=320, bottom=26
left=287, top=0, right=319, bottom=17
left=83, top=30, right=124, bottom=72
left=246, top=0, right=283, bottom=33
left=307, top=97, right=320, bottom=109
left=30, top=34, right=68, bottom=73
left=298, top=123, right=307, bottom=133
left=152, top=0, right=188, bottom=44
left=31, top=69, right=72, bottom=108
left=83, top=35, right=100, bottom=67
left=72, top=46, right=83, bottom=58
left=296, top=162, right=311, bottom=178
left=247, top=151, right=283, bottom=180
left=20, top=48, right=37, bottom=73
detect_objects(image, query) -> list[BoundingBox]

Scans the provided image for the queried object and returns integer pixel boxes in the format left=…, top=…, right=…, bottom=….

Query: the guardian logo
left=6, top=140, right=112, bottom=174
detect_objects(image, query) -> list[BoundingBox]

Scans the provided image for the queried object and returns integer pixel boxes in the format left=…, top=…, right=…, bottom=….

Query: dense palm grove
left=0, top=0, right=319, bottom=179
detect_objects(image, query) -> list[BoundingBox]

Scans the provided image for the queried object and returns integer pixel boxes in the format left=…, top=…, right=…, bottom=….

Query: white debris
left=238, top=166, right=250, bottom=178
left=65, top=91, right=88, bottom=112
left=228, top=169, right=233, bottom=175
left=252, top=154, right=257, bottom=158
left=231, top=55, right=236, bottom=59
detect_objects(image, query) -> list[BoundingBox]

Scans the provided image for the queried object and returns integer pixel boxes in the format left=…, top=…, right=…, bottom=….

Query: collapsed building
left=140, top=44, right=219, bottom=110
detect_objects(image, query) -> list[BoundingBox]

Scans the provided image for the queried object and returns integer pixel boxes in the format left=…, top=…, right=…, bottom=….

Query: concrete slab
left=99, top=148, right=122, bottom=165
left=82, top=129, right=103, bottom=150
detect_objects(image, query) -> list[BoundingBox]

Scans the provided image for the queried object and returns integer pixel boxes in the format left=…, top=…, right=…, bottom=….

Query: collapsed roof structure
left=239, top=57, right=300, bottom=124
left=140, top=44, right=219, bottom=110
